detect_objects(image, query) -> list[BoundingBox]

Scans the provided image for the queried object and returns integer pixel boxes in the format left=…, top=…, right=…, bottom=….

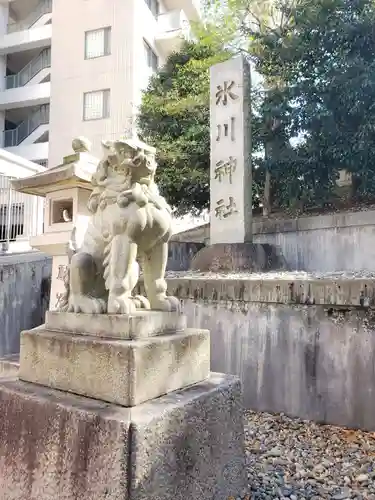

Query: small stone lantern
left=11, top=138, right=99, bottom=310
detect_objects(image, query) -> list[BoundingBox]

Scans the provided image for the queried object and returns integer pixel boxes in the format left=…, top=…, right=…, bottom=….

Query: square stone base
left=19, top=327, right=210, bottom=407
left=45, top=311, right=187, bottom=339
left=0, top=373, right=246, bottom=500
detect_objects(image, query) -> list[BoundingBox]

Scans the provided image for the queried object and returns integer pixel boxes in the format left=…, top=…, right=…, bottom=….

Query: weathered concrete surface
left=129, top=374, right=246, bottom=500
left=0, top=373, right=245, bottom=500
left=179, top=298, right=375, bottom=431
left=0, top=378, right=130, bottom=500
left=172, top=209, right=375, bottom=272
left=0, top=251, right=51, bottom=357
left=166, top=276, right=375, bottom=307
left=19, top=328, right=210, bottom=407
left=253, top=210, right=375, bottom=272
left=190, top=243, right=287, bottom=272
left=167, top=241, right=204, bottom=271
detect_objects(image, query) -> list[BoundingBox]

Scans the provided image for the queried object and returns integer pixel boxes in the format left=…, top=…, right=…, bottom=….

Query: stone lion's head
left=92, top=137, right=158, bottom=189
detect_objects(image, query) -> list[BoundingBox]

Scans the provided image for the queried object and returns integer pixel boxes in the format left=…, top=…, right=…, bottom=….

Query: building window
left=144, top=41, right=158, bottom=73
left=144, top=0, right=159, bottom=17
left=85, top=27, right=111, bottom=59
left=83, top=89, right=110, bottom=121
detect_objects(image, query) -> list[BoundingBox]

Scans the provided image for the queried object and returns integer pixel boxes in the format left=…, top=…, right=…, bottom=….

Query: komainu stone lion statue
left=58, top=137, right=180, bottom=314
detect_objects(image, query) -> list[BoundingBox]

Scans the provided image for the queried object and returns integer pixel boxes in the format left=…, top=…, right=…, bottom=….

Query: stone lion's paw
left=108, top=295, right=137, bottom=314
left=67, top=295, right=107, bottom=314
left=132, top=295, right=151, bottom=310
left=150, top=295, right=181, bottom=312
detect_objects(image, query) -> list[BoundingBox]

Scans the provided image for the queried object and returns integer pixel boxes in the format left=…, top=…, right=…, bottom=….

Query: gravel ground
left=243, top=411, right=375, bottom=500
left=166, top=270, right=375, bottom=280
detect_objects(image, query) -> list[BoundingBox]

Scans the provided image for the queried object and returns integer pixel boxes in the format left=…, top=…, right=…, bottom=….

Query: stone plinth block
left=45, top=310, right=186, bottom=339
left=191, top=242, right=287, bottom=272
left=0, top=373, right=245, bottom=500
left=19, top=327, right=210, bottom=406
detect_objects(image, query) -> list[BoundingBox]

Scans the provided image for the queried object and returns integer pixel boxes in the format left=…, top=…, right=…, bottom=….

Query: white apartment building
left=0, top=0, right=200, bottom=168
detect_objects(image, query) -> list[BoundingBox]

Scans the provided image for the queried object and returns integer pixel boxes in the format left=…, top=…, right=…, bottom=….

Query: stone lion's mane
left=87, top=141, right=166, bottom=215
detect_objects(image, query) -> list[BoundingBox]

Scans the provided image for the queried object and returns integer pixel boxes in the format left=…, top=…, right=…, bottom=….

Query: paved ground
left=244, top=411, right=375, bottom=500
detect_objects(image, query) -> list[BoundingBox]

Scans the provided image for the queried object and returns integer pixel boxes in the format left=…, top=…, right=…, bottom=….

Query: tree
left=206, top=0, right=375, bottom=211
left=203, top=0, right=300, bottom=214
left=277, top=0, right=375, bottom=202
left=140, top=0, right=375, bottom=216
left=138, top=41, right=230, bottom=215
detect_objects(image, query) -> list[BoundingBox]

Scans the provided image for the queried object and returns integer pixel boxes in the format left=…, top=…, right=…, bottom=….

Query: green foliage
left=140, top=0, right=375, bottom=215
left=207, top=0, right=375, bottom=210
left=138, top=41, right=230, bottom=215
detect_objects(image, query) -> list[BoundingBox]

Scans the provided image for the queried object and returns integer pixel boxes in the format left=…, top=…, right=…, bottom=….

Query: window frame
left=84, top=26, right=111, bottom=60
left=82, top=89, right=111, bottom=121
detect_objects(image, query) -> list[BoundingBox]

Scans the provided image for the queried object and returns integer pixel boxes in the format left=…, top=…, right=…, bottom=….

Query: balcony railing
left=4, top=104, right=50, bottom=148
left=6, top=48, right=51, bottom=89
left=7, top=0, right=52, bottom=34
left=34, top=159, right=48, bottom=168
left=0, top=173, right=44, bottom=251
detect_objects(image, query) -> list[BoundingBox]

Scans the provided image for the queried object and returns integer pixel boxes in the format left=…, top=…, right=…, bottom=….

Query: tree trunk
left=263, top=142, right=272, bottom=217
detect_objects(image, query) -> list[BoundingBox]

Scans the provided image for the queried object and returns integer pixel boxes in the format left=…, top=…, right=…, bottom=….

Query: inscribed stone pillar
left=210, top=56, right=252, bottom=244
left=190, top=56, right=286, bottom=271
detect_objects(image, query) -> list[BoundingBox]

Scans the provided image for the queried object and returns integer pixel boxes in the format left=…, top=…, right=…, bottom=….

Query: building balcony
left=4, top=141, right=48, bottom=162
left=4, top=103, right=49, bottom=142
left=0, top=81, right=50, bottom=110
left=155, top=10, right=190, bottom=56
left=7, top=0, right=52, bottom=34
left=162, top=0, right=200, bottom=21
left=0, top=24, right=51, bottom=56
left=3, top=104, right=49, bottom=162
left=6, top=47, right=51, bottom=89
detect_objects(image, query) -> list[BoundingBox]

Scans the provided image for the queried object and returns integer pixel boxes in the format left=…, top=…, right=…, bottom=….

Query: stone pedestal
left=0, top=311, right=246, bottom=499
left=0, top=373, right=245, bottom=500
left=45, top=310, right=187, bottom=339
left=19, top=326, right=210, bottom=407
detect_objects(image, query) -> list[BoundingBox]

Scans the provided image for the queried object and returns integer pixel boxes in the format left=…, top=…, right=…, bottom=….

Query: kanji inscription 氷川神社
left=214, top=197, right=238, bottom=219
left=214, top=157, right=237, bottom=184
left=215, top=81, right=239, bottom=106
left=210, top=56, right=252, bottom=244
left=216, top=117, right=235, bottom=142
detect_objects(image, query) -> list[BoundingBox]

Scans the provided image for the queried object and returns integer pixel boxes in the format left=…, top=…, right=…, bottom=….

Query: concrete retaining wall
left=0, top=252, right=51, bottom=357
left=172, top=209, right=375, bottom=272
left=166, top=277, right=375, bottom=430
left=167, top=241, right=204, bottom=271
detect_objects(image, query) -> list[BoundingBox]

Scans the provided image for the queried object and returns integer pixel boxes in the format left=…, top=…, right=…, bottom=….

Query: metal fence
left=0, top=173, right=44, bottom=252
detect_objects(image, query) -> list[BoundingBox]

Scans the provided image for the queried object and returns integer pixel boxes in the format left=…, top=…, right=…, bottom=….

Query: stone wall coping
left=0, top=251, right=50, bottom=266
left=166, top=276, right=375, bottom=307
left=172, top=209, right=375, bottom=241
left=253, top=209, right=375, bottom=235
